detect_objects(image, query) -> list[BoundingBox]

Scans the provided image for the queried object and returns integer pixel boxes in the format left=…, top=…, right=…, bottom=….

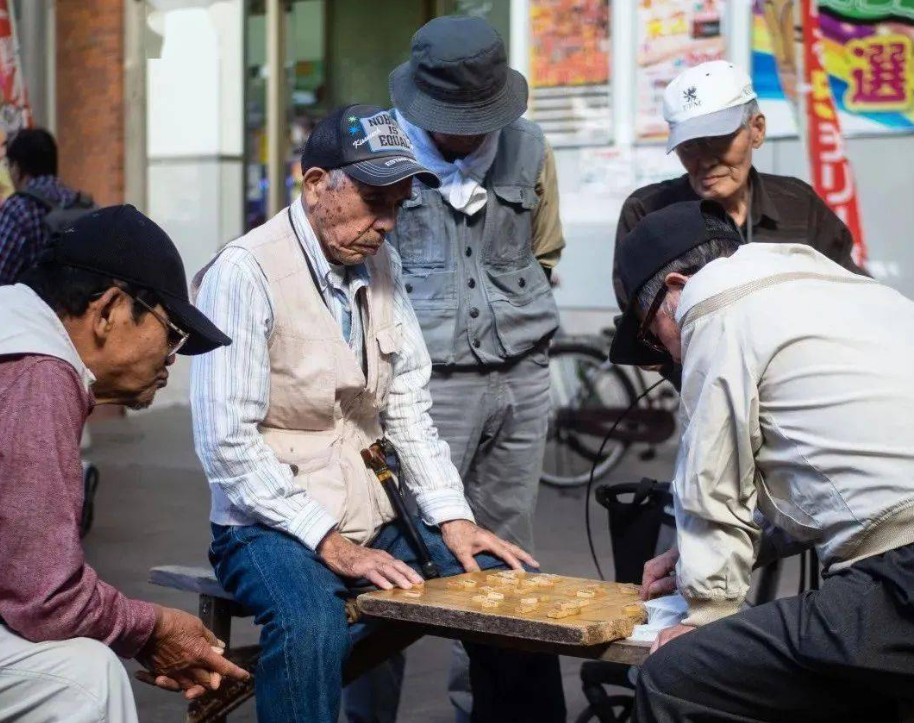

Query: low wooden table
left=148, top=566, right=650, bottom=723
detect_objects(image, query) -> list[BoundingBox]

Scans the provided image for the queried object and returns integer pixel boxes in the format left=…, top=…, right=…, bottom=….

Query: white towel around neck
left=395, top=110, right=500, bottom=216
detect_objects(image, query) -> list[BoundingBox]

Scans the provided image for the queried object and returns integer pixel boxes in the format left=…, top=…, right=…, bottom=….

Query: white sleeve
left=674, top=310, right=763, bottom=626
left=191, top=249, right=337, bottom=550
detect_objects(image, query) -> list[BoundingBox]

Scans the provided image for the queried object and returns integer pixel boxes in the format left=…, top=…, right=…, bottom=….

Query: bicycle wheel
left=541, top=341, right=637, bottom=488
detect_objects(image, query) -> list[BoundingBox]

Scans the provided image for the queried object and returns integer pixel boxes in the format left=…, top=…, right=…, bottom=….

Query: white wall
left=145, top=0, right=245, bottom=406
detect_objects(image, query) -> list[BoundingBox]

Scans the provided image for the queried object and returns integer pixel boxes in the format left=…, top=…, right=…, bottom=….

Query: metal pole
left=123, top=0, right=147, bottom=211
left=266, top=0, right=286, bottom=217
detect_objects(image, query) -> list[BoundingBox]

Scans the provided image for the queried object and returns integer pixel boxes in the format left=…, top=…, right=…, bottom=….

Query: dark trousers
left=210, top=519, right=566, bottom=723
left=634, top=542, right=914, bottom=723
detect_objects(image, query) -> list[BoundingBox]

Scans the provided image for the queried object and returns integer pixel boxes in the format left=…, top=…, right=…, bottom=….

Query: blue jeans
left=210, top=519, right=566, bottom=723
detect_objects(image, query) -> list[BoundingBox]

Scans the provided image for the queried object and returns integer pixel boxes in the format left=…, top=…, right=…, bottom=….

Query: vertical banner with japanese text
left=0, top=1, right=32, bottom=200
left=762, top=0, right=868, bottom=264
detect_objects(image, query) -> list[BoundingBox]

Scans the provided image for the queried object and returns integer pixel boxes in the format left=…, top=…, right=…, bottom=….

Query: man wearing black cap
left=191, top=104, right=565, bottom=723
left=0, top=206, right=248, bottom=723
left=611, top=201, right=914, bottom=722
left=387, top=18, right=565, bottom=718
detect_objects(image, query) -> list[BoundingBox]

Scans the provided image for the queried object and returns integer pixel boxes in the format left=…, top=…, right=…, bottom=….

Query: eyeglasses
left=636, top=286, right=669, bottom=356
left=92, top=288, right=190, bottom=356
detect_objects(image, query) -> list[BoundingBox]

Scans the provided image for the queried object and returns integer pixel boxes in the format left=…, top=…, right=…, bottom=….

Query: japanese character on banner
left=846, top=36, right=914, bottom=113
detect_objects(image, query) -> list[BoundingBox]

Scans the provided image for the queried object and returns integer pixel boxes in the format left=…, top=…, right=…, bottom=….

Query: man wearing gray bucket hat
left=375, top=14, right=565, bottom=723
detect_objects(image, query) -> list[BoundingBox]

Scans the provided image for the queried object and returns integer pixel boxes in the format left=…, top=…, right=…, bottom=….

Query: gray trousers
left=343, top=353, right=551, bottom=723
left=634, top=542, right=914, bottom=723
left=0, top=624, right=139, bottom=723
left=435, top=354, right=551, bottom=720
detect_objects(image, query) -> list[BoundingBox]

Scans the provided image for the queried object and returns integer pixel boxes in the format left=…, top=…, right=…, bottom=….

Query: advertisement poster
left=529, top=0, right=612, bottom=147
left=753, top=0, right=914, bottom=138
left=635, top=0, right=726, bottom=141
left=0, top=1, right=32, bottom=200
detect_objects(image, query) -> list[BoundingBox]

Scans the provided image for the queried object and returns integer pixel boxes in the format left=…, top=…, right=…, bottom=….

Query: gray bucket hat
left=390, top=16, right=528, bottom=136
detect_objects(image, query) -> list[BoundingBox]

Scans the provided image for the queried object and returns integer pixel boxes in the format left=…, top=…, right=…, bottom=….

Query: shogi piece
left=404, top=590, right=423, bottom=598
left=447, top=578, right=477, bottom=591
left=547, top=601, right=582, bottom=619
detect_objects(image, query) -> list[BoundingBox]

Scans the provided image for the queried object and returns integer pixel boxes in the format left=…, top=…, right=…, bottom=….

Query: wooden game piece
left=404, top=589, right=423, bottom=598
left=485, top=591, right=505, bottom=601
left=575, top=598, right=592, bottom=608
left=480, top=585, right=508, bottom=595
left=618, top=584, right=640, bottom=595
left=576, top=589, right=596, bottom=599
left=447, top=578, right=476, bottom=591
left=472, top=594, right=488, bottom=604
left=623, top=603, right=644, bottom=617
left=529, top=574, right=556, bottom=588
left=547, top=600, right=582, bottom=619
left=480, top=599, right=500, bottom=609
left=517, top=601, right=538, bottom=613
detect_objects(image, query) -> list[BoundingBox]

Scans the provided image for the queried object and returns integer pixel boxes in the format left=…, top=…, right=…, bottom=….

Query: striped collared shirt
left=191, top=201, right=473, bottom=550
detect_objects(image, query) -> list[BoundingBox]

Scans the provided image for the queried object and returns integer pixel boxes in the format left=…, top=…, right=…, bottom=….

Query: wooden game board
left=357, top=570, right=646, bottom=646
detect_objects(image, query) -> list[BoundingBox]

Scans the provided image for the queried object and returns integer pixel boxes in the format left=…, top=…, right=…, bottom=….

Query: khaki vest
left=194, top=208, right=402, bottom=544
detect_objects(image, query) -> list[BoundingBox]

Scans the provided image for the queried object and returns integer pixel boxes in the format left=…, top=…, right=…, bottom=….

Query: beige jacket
left=674, top=243, right=914, bottom=626
left=194, top=210, right=402, bottom=544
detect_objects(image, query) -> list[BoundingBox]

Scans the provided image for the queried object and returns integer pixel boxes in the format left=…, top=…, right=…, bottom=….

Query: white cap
left=662, top=61, right=757, bottom=153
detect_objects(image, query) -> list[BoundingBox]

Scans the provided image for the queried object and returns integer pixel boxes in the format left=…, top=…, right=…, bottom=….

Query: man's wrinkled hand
left=318, top=529, right=424, bottom=590
left=440, top=519, right=538, bottom=572
left=650, top=623, right=695, bottom=653
left=641, top=546, right=679, bottom=601
left=135, top=605, right=250, bottom=700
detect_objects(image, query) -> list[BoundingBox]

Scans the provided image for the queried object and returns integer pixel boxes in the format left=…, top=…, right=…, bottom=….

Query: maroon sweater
left=0, top=354, right=156, bottom=657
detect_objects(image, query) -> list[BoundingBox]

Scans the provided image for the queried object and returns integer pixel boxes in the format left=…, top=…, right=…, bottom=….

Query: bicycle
left=542, top=328, right=679, bottom=488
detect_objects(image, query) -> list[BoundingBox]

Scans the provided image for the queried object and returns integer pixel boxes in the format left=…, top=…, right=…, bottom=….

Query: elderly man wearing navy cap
left=0, top=205, right=248, bottom=723
left=191, top=105, right=565, bottom=723
left=611, top=201, right=914, bottom=722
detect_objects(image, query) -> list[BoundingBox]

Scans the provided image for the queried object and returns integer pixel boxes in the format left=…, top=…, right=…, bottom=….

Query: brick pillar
left=55, top=0, right=125, bottom=206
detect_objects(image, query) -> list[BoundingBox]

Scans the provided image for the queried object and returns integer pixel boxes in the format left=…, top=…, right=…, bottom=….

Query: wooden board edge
left=358, top=596, right=632, bottom=646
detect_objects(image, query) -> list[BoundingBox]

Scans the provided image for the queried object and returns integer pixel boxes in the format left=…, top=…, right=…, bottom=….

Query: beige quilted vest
left=194, top=207, right=402, bottom=544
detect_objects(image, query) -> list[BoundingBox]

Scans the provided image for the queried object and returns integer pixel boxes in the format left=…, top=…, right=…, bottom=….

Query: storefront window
left=245, top=0, right=327, bottom=230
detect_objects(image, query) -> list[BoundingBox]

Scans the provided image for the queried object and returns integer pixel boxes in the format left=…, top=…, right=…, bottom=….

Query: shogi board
left=357, top=571, right=646, bottom=647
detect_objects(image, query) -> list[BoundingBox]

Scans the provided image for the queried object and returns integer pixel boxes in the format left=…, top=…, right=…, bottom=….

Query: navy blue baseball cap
left=301, top=104, right=440, bottom=188
left=610, top=200, right=743, bottom=366
left=48, top=205, right=231, bottom=355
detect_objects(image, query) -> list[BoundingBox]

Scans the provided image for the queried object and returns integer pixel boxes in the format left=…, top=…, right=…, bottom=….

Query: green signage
left=819, top=0, right=914, bottom=21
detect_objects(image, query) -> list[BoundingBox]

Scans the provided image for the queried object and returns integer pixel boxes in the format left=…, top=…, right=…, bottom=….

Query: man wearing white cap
left=613, top=60, right=863, bottom=310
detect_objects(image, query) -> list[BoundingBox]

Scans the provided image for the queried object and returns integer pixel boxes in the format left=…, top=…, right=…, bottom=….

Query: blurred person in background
left=0, top=206, right=248, bottom=723
left=0, top=128, right=95, bottom=285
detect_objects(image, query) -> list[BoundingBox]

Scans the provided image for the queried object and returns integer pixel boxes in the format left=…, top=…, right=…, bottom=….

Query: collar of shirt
left=289, top=198, right=371, bottom=300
